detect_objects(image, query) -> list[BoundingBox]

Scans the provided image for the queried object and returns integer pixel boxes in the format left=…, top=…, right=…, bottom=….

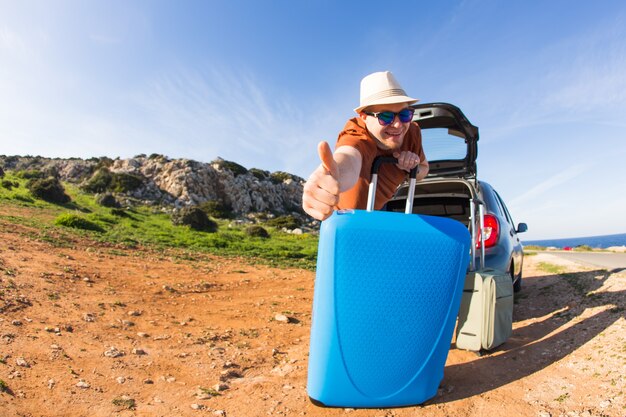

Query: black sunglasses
left=363, top=108, right=415, bottom=126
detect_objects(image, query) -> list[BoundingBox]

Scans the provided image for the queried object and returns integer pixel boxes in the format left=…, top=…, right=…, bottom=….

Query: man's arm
left=302, top=141, right=362, bottom=221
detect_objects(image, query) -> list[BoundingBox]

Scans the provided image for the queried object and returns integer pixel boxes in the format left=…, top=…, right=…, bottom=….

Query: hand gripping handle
left=366, top=156, right=419, bottom=213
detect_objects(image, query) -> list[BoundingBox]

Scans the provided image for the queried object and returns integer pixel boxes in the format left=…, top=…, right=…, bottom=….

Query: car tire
left=513, top=267, right=522, bottom=293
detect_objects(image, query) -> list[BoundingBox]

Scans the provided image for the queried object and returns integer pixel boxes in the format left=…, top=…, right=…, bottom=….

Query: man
left=302, top=71, right=429, bottom=221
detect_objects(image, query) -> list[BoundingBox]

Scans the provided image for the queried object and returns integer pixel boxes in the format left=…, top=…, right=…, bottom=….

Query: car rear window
left=421, top=127, right=467, bottom=161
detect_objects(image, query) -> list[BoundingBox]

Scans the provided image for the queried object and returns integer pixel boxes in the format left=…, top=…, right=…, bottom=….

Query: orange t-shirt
left=336, top=117, right=425, bottom=211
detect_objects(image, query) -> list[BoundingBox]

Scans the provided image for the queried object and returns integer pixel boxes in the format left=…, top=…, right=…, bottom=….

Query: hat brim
left=354, top=95, right=419, bottom=114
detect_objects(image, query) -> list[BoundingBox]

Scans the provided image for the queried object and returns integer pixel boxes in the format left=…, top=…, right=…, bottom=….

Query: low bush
left=214, top=159, right=248, bottom=177
left=43, top=166, right=59, bottom=179
left=96, top=193, right=121, bottom=208
left=55, top=213, right=105, bottom=232
left=27, top=177, right=71, bottom=204
left=246, top=225, right=270, bottom=239
left=269, top=171, right=293, bottom=184
left=148, top=153, right=169, bottom=161
left=200, top=200, right=234, bottom=219
left=1, top=179, right=19, bottom=190
left=82, top=169, right=144, bottom=194
left=94, top=156, right=114, bottom=170
left=0, top=166, right=4, bottom=178
left=249, top=168, right=269, bottom=181
left=265, top=215, right=301, bottom=230
left=111, top=173, right=144, bottom=193
left=16, top=169, right=44, bottom=180
left=172, top=207, right=218, bottom=232
left=82, top=168, right=113, bottom=193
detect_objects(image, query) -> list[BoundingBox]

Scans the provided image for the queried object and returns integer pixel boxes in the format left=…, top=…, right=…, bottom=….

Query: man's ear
left=359, top=112, right=367, bottom=121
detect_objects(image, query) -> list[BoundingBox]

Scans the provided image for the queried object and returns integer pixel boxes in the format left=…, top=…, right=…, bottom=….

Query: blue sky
left=1, top=0, right=625, bottom=240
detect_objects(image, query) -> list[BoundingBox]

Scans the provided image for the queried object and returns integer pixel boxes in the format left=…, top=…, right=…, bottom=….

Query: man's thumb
left=318, top=141, right=338, bottom=177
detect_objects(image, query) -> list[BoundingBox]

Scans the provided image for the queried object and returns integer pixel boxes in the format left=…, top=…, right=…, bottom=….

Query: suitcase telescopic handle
left=469, top=198, right=486, bottom=271
left=366, top=156, right=419, bottom=214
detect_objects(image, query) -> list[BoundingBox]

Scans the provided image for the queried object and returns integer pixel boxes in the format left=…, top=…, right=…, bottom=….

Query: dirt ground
left=1, top=210, right=625, bottom=417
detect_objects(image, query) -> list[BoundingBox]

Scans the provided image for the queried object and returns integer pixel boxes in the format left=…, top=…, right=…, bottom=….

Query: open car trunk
left=385, top=179, right=477, bottom=229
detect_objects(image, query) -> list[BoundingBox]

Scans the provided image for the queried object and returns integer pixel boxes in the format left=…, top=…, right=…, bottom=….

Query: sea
left=523, top=232, right=626, bottom=249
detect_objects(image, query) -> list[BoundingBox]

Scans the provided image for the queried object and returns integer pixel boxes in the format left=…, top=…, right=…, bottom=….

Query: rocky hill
left=0, top=154, right=306, bottom=217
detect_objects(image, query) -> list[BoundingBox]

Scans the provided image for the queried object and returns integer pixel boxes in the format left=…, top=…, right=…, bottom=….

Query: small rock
left=137, top=332, right=149, bottom=338
left=83, top=313, right=95, bottom=322
left=16, top=357, right=30, bottom=368
left=274, top=314, right=290, bottom=323
left=190, top=403, right=204, bottom=410
left=104, top=347, right=124, bottom=358
left=121, top=320, right=135, bottom=327
left=599, top=400, right=611, bottom=408
left=538, top=412, right=551, bottom=417
left=116, top=377, right=126, bottom=384
left=11, top=320, right=22, bottom=326
left=214, top=383, right=229, bottom=392
left=50, top=344, right=61, bottom=350
left=63, top=324, right=73, bottom=333
left=213, top=410, right=226, bottom=416
left=153, top=397, right=164, bottom=404
left=127, top=310, right=142, bottom=317
left=132, top=348, right=147, bottom=355
left=143, top=379, right=154, bottom=384
left=48, top=379, right=55, bottom=389
left=76, top=379, right=90, bottom=389
left=219, top=370, right=242, bottom=381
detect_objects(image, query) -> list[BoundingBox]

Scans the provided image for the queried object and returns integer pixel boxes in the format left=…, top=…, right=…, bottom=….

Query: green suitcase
left=456, top=268, right=513, bottom=351
left=455, top=199, right=514, bottom=352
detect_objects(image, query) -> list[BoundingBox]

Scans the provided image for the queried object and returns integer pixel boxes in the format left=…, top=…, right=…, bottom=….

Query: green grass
left=523, top=245, right=546, bottom=251
left=537, top=262, right=566, bottom=275
left=0, top=172, right=318, bottom=269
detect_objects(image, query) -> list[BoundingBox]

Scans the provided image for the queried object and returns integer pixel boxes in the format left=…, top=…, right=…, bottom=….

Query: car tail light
left=476, top=214, right=499, bottom=248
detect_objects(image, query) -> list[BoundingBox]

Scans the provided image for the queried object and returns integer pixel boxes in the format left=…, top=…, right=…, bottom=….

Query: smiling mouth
left=385, top=132, right=402, bottom=139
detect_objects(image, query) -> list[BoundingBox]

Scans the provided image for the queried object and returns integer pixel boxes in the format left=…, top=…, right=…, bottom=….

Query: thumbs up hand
left=302, top=141, right=340, bottom=221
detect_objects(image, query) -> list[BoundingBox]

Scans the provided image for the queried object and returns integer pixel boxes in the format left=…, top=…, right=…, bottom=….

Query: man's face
left=361, top=102, right=411, bottom=151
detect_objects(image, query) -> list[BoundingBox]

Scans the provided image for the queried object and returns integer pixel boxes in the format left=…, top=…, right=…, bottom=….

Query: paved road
left=544, top=251, right=626, bottom=271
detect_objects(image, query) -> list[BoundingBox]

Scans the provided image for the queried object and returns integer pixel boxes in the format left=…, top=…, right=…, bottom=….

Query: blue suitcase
left=307, top=157, right=471, bottom=408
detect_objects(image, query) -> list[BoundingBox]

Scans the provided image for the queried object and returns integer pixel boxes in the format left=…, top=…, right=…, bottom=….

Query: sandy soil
left=1, top=210, right=625, bottom=417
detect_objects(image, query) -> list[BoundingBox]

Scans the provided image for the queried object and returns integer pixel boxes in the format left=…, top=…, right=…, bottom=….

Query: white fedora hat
left=354, top=71, right=418, bottom=113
